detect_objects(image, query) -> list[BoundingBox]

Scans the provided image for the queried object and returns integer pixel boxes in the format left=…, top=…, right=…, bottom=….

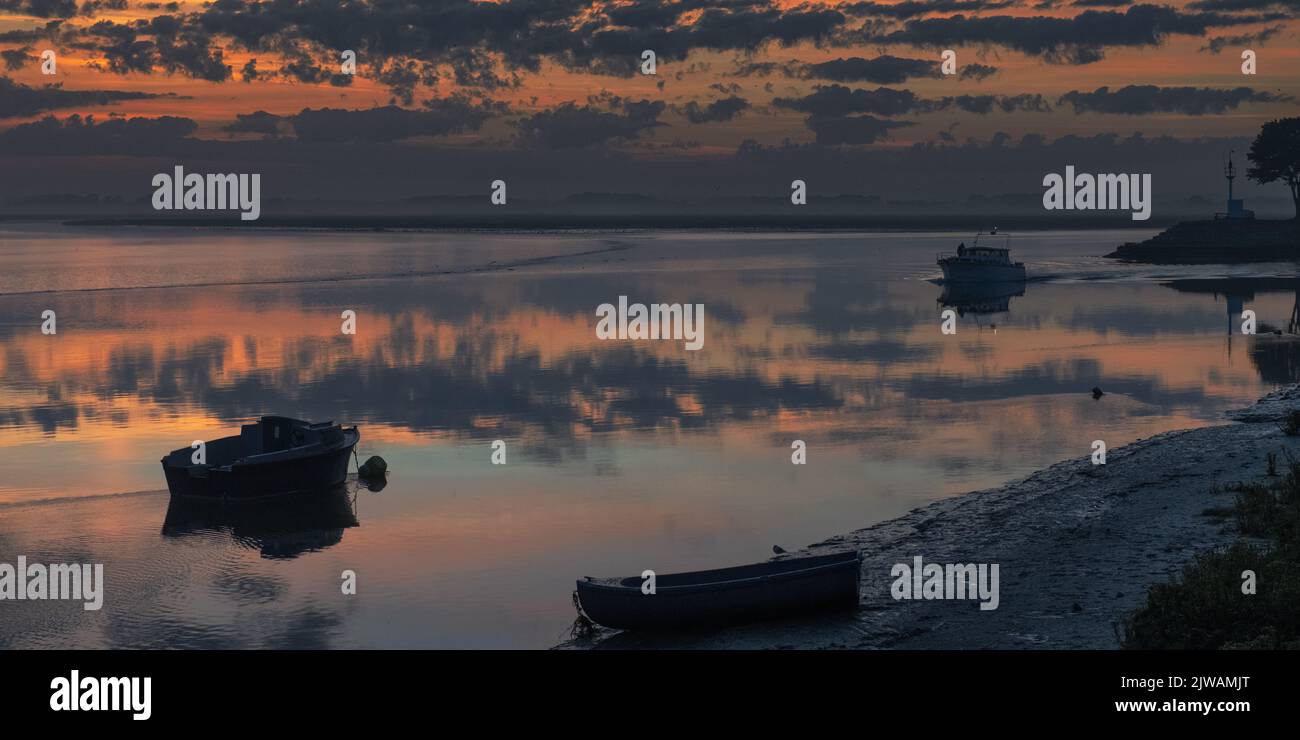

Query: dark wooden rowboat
left=161, top=416, right=358, bottom=500
left=575, top=550, right=861, bottom=630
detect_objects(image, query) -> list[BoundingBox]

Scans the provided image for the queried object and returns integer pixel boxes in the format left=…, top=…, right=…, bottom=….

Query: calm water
left=3, top=222, right=1300, bottom=648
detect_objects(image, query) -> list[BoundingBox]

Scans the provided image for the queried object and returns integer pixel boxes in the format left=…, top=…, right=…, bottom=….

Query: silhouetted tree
left=1248, top=118, right=1300, bottom=219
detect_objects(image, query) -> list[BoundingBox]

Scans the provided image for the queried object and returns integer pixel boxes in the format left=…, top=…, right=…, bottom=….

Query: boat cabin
left=163, top=416, right=348, bottom=470
left=953, top=245, right=1013, bottom=263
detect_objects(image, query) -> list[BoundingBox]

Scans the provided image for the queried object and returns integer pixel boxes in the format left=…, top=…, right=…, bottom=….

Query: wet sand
left=564, top=385, right=1300, bottom=650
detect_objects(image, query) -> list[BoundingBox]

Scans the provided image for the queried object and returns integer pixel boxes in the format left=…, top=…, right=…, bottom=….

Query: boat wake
left=0, top=241, right=635, bottom=298
left=0, top=488, right=167, bottom=510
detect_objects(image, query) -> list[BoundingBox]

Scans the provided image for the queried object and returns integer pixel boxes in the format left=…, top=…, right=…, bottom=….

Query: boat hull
left=576, top=551, right=861, bottom=630
left=161, top=428, right=358, bottom=500
left=939, top=261, right=1026, bottom=283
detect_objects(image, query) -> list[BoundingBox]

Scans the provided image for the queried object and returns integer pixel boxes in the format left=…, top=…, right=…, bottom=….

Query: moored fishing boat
left=575, top=550, right=861, bottom=630
left=160, top=416, right=359, bottom=500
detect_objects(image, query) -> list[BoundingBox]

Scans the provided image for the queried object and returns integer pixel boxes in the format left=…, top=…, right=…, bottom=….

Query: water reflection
left=3, top=228, right=1300, bottom=647
left=938, top=280, right=1026, bottom=317
left=3, top=272, right=1274, bottom=448
left=1162, top=277, right=1300, bottom=331
left=1160, top=277, right=1300, bottom=385
left=161, top=483, right=359, bottom=559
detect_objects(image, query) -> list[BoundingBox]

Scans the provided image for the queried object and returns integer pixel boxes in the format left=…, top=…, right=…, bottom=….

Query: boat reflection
left=161, top=482, right=360, bottom=559
left=937, top=280, right=1027, bottom=317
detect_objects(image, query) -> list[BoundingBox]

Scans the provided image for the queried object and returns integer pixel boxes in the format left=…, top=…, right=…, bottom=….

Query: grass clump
left=1120, top=544, right=1300, bottom=649
left=1281, top=410, right=1300, bottom=436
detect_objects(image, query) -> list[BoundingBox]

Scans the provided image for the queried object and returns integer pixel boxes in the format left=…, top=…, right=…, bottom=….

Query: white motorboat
left=937, top=229, right=1026, bottom=283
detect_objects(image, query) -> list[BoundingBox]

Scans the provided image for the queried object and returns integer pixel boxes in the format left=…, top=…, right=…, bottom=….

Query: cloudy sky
left=0, top=0, right=1297, bottom=218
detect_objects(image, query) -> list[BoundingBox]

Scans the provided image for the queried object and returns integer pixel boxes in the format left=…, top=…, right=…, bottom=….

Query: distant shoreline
left=564, top=384, right=1300, bottom=650
left=0, top=214, right=1182, bottom=233
left=1107, top=218, right=1300, bottom=264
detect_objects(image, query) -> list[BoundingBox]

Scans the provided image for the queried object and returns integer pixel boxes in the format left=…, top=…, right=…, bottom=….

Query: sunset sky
left=1, top=0, right=1298, bottom=215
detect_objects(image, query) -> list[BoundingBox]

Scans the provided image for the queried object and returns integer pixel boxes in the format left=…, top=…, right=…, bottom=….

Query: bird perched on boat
left=1091, top=387, right=1104, bottom=399
left=773, top=545, right=787, bottom=554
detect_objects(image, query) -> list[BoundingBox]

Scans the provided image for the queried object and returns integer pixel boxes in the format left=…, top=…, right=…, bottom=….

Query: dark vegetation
left=1120, top=450, right=1300, bottom=649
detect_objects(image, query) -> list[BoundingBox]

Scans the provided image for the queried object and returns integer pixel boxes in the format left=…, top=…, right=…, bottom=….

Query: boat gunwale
left=936, top=255, right=1024, bottom=266
left=577, top=551, right=861, bottom=595
left=232, top=427, right=359, bottom=467
left=160, top=426, right=359, bottom=470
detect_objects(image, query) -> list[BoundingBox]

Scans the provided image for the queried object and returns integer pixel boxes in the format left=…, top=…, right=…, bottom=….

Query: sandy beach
left=565, top=384, right=1300, bottom=650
